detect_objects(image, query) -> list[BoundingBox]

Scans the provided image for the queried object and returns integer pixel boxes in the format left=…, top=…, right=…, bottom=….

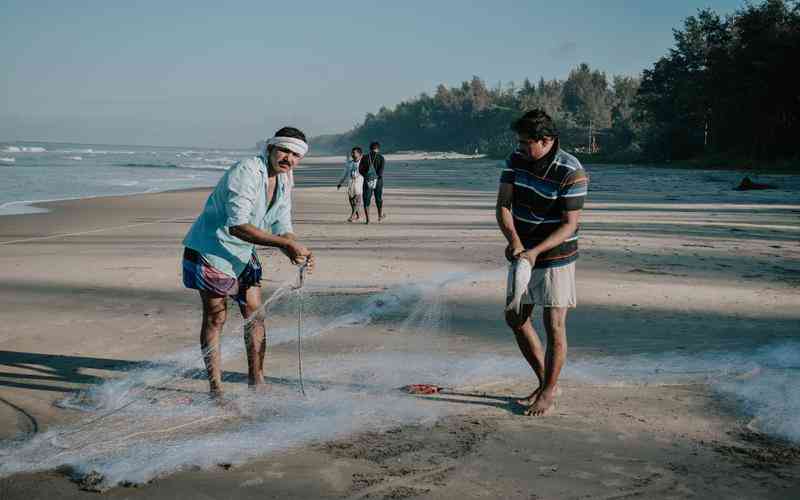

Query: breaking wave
left=2, top=145, right=46, bottom=153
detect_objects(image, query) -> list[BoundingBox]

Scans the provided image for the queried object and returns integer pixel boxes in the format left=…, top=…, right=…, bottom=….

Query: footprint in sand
left=644, top=464, right=669, bottom=476
left=602, top=464, right=627, bottom=475
left=568, top=470, right=596, bottom=480
left=598, top=452, right=637, bottom=461
left=240, top=478, right=265, bottom=488
left=537, top=464, right=559, bottom=474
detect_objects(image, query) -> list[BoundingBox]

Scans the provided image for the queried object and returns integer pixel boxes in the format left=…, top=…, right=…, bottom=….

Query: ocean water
left=0, top=141, right=250, bottom=215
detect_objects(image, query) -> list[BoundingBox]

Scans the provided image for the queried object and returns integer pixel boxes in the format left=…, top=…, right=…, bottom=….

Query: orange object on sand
left=402, top=384, right=442, bottom=395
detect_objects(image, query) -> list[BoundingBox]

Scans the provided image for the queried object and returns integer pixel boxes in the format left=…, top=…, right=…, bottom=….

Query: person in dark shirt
left=358, top=141, right=386, bottom=224
left=496, top=109, right=588, bottom=416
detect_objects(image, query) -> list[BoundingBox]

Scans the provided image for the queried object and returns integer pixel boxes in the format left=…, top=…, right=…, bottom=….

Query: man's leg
left=376, top=180, right=385, bottom=220
left=239, top=286, right=266, bottom=387
left=347, top=195, right=357, bottom=221
left=363, top=184, right=373, bottom=224
left=505, top=304, right=546, bottom=405
left=200, top=291, right=227, bottom=397
left=526, top=307, right=568, bottom=416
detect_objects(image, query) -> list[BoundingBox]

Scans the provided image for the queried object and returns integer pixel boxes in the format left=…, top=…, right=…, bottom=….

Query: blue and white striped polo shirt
left=499, top=146, right=588, bottom=268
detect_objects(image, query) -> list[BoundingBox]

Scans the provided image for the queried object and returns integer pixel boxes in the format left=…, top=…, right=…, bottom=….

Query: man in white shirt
left=337, top=146, right=365, bottom=222
left=182, top=126, right=314, bottom=399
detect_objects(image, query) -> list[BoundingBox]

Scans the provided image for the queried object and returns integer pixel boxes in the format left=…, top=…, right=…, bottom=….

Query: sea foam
left=2, top=145, right=46, bottom=153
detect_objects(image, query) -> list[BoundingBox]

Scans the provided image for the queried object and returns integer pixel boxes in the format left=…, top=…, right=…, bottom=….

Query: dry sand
left=0, top=161, right=799, bottom=499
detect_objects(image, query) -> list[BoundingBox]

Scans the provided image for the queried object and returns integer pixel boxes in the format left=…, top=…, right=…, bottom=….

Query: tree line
left=313, top=0, right=799, bottom=166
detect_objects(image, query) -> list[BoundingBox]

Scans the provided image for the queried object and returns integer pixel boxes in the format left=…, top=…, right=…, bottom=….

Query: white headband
left=265, top=136, right=308, bottom=157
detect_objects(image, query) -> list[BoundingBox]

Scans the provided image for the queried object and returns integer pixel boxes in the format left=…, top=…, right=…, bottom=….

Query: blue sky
left=1, top=1, right=744, bottom=148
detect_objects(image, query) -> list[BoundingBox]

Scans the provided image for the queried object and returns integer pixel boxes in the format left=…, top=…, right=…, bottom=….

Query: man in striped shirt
left=496, top=109, right=588, bottom=416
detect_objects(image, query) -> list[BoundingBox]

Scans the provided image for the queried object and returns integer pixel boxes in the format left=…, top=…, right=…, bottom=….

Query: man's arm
left=337, top=163, right=350, bottom=189
left=228, top=225, right=296, bottom=246
left=496, top=182, right=525, bottom=261
left=358, top=156, right=368, bottom=177
left=520, top=210, right=581, bottom=266
left=230, top=224, right=313, bottom=267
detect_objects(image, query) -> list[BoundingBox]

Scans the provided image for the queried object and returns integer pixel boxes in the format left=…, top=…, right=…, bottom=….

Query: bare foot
left=248, top=380, right=269, bottom=394
left=379, top=214, right=386, bottom=221
left=209, top=389, right=229, bottom=407
left=516, top=387, right=541, bottom=406
left=524, top=387, right=558, bottom=417
left=209, top=381, right=224, bottom=398
left=213, top=395, right=242, bottom=414
left=517, top=386, right=560, bottom=406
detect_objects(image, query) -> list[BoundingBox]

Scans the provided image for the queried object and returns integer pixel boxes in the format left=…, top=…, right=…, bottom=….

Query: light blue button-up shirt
left=183, top=155, right=293, bottom=278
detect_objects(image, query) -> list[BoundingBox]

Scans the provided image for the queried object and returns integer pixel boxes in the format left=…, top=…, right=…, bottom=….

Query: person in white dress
left=337, top=146, right=365, bottom=222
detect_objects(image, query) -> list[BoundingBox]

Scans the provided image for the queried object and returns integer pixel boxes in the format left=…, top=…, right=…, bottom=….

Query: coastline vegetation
left=313, top=0, right=799, bottom=170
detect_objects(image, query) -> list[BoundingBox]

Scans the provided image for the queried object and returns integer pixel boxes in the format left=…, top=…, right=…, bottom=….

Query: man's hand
left=505, top=242, right=525, bottom=262
left=285, top=241, right=315, bottom=271
left=519, top=249, right=539, bottom=267
left=304, top=252, right=315, bottom=273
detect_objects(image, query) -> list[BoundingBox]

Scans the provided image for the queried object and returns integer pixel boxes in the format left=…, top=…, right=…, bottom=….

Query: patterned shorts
left=182, top=247, right=262, bottom=305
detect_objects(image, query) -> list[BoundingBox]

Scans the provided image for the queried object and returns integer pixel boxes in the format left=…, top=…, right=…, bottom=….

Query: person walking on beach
left=358, top=141, right=386, bottom=224
left=182, top=127, right=314, bottom=399
left=337, top=146, right=364, bottom=222
left=496, top=110, right=588, bottom=416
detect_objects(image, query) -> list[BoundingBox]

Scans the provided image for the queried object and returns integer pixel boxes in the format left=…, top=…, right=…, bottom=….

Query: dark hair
left=511, top=110, right=558, bottom=140
left=351, top=146, right=363, bottom=154
left=273, top=126, right=307, bottom=142
left=369, top=141, right=380, bottom=150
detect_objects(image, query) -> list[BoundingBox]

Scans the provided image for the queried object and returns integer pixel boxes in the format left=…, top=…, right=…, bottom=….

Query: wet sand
left=0, top=161, right=799, bottom=498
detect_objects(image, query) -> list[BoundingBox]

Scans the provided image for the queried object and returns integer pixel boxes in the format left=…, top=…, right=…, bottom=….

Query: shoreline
left=0, top=186, right=215, bottom=218
left=300, top=151, right=487, bottom=164
left=0, top=151, right=487, bottom=217
left=3, top=147, right=796, bottom=218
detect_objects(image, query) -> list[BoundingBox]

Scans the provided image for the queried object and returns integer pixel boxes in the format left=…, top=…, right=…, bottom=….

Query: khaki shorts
left=506, top=262, right=576, bottom=308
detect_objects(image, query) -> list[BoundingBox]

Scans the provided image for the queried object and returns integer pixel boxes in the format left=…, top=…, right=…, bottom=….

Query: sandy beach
left=1, top=160, right=799, bottom=499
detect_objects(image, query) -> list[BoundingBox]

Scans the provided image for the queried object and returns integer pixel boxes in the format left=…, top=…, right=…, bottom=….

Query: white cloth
left=338, top=159, right=363, bottom=197
left=262, top=136, right=308, bottom=157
